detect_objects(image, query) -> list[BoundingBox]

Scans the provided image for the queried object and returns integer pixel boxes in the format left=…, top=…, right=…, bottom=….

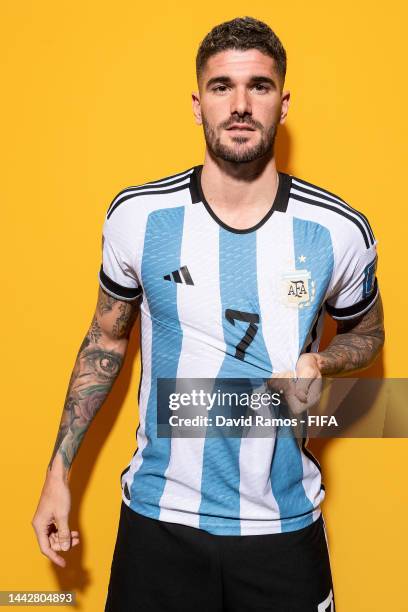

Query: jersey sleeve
left=98, top=199, right=142, bottom=302
left=325, top=233, right=379, bottom=321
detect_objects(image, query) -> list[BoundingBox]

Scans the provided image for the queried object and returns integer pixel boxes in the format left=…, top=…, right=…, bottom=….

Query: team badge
left=362, top=256, right=377, bottom=298
left=281, top=269, right=315, bottom=308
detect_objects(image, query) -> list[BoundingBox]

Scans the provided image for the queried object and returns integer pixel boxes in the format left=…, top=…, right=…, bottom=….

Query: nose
left=230, top=85, right=252, bottom=117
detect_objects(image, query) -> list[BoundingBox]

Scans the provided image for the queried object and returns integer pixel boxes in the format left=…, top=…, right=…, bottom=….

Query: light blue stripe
left=270, top=217, right=334, bottom=531
left=130, top=206, right=184, bottom=518
left=199, top=229, right=272, bottom=535
left=293, top=217, right=334, bottom=352
left=270, top=433, right=315, bottom=531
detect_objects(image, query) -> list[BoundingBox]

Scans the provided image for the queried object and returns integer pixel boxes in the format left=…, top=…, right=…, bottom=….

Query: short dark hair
left=196, top=16, right=287, bottom=87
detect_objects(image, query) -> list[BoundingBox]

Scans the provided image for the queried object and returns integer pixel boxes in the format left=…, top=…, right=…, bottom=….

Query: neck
left=200, top=150, right=279, bottom=210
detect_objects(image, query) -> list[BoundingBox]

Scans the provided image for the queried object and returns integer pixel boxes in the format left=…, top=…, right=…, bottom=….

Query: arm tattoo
left=112, top=302, right=139, bottom=338
left=48, top=289, right=140, bottom=477
left=97, top=290, right=117, bottom=315
left=317, top=294, right=385, bottom=376
left=89, top=316, right=102, bottom=344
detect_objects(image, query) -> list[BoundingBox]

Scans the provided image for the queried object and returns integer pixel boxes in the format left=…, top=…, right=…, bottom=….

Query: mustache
left=221, top=118, right=263, bottom=130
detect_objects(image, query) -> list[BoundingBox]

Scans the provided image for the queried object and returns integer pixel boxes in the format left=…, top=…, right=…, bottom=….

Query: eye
left=83, top=348, right=122, bottom=380
left=213, top=85, right=228, bottom=93
left=253, top=83, right=270, bottom=92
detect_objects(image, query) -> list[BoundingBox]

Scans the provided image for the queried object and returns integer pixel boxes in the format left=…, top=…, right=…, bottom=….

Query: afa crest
left=281, top=269, right=316, bottom=308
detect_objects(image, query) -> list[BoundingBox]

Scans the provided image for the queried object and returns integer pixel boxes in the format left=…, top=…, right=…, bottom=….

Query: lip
left=227, top=124, right=255, bottom=131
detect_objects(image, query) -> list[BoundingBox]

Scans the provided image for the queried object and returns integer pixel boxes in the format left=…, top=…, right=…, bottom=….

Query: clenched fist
left=267, top=353, right=322, bottom=416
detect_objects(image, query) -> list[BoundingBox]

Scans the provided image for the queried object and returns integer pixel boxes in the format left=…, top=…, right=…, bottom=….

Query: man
left=32, top=16, right=384, bottom=612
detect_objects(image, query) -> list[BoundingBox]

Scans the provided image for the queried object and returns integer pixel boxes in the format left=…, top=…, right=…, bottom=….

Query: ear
left=192, top=90, right=202, bottom=125
left=279, top=90, right=291, bottom=125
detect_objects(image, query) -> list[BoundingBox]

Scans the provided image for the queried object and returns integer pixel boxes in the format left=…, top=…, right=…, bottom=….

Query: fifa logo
left=281, top=269, right=315, bottom=308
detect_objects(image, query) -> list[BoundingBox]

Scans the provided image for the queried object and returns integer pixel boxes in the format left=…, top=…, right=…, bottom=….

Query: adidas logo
left=163, top=265, right=194, bottom=285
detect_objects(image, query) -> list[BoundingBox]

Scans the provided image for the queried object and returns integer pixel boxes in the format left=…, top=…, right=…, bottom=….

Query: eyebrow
left=205, top=75, right=277, bottom=89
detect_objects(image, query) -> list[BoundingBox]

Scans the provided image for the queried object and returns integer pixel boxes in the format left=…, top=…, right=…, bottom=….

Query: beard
left=202, top=114, right=277, bottom=164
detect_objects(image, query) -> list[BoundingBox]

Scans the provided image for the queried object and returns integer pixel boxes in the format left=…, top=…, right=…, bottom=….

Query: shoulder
left=288, top=173, right=376, bottom=251
left=105, top=165, right=196, bottom=222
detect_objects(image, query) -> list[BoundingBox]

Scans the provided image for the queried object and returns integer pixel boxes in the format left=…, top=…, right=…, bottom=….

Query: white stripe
left=312, top=507, right=322, bottom=523
left=257, top=213, right=299, bottom=373
left=299, top=446, right=325, bottom=509
left=158, top=202, right=226, bottom=527
left=238, top=433, right=282, bottom=533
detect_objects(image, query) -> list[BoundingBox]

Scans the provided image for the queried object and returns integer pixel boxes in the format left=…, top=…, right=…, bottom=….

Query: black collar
left=189, top=164, right=291, bottom=234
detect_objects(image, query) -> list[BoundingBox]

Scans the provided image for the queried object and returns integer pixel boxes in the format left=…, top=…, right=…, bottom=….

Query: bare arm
left=32, top=287, right=140, bottom=566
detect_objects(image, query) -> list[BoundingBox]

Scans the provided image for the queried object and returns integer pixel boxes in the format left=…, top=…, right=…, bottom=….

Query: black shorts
left=105, top=502, right=335, bottom=612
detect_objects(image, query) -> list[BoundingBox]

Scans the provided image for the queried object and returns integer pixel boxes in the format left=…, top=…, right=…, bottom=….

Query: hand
left=31, top=473, right=80, bottom=568
left=267, top=353, right=322, bottom=416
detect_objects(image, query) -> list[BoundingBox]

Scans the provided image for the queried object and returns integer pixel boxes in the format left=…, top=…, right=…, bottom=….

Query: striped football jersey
left=98, top=164, right=378, bottom=535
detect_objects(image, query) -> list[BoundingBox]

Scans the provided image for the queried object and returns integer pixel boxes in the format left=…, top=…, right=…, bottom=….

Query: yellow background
left=1, top=1, right=407, bottom=610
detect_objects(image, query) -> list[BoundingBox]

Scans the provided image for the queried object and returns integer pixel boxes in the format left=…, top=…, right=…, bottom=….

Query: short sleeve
left=98, top=203, right=142, bottom=302
left=325, top=237, right=379, bottom=321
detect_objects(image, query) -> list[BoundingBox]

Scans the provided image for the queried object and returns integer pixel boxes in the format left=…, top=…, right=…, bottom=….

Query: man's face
left=192, top=49, right=290, bottom=164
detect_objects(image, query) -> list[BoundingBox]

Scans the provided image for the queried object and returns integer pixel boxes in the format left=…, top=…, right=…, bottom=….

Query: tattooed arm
left=46, top=287, right=140, bottom=480
left=294, top=293, right=385, bottom=383
left=313, top=293, right=385, bottom=376
left=32, top=287, right=140, bottom=567
left=268, top=294, right=385, bottom=415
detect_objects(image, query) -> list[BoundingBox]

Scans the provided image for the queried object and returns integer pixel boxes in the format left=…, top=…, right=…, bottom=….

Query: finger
left=290, top=377, right=323, bottom=414
left=286, top=395, right=308, bottom=416
left=51, top=532, right=79, bottom=550
left=295, top=377, right=313, bottom=402
left=268, top=371, right=294, bottom=384
left=268, top=372, right=295, bottom=397
left=50, top=531, right=62, bottom=550
left=69, top=530, right=79, bottom=546
left=34, top=525, right=66, bottom=567
left=269, top=371, right=294, bottom=379
left=307, top=377, right=323, bottom=409
left=55, top=515, right=71, bottom=551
